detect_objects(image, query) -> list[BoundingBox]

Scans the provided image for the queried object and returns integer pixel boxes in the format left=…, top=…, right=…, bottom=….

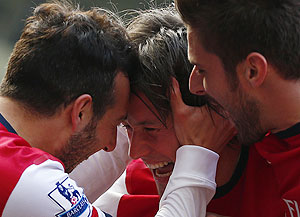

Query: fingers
left=170, top=76, right=237, bottom=154
left=170, top=77, right=184, bottom=111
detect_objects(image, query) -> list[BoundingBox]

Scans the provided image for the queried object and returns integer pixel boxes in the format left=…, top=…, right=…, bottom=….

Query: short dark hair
left=176, top=0, right=300, bottom=85
left=1, top=1, right=138, bottom=118
left=127, top=6, right=208, bottom=123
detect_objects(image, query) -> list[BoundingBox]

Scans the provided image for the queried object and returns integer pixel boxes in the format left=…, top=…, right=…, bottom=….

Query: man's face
left=187, top=26, right=265, bottom=145
left=123, top=93, right=180, bottom=196
left=58, top=71, right=130, bottom=173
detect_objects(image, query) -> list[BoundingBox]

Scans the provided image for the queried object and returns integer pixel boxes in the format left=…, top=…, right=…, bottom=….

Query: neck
left=0, top=96, right=71, bottom=155
left=259, top=75, right=300, bottom=133
left=215, top=138, right=241, bottom=186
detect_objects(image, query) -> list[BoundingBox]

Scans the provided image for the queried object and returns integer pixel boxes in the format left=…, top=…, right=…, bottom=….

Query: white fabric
left=93, top=171, right=128, bottom=217
left=94, top=145, right=219, bottom=217
left=70, top=126, right=132, bottom=203
left=156, top=145, right=219, bottom=217
left=2, top=159, right=105, bottom=217
left=2, top=125, right=219, bottom=217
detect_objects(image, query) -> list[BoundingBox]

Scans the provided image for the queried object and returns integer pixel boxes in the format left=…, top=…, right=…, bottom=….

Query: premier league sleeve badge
left=48, top=177, right=92, bottom=217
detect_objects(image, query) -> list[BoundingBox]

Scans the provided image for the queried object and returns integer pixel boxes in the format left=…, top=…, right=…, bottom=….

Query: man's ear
left=70, top=94, right=93, bottom=132
left=244, top=52, right=268, bottom=88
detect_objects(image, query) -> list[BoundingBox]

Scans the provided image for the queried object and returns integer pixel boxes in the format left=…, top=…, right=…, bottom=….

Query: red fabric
left=0, top=123, right=62, bottom=216
left=207, top=133, right=300, bottom=217
left=118, top=195, right=159, bottom=217
left=126, top=159, right=158, bottom=195
left=91, top=207, right=99, bottom=217
left=117, top=159, right=159, bottom=217
left=116, top=132, right=300, bottom=217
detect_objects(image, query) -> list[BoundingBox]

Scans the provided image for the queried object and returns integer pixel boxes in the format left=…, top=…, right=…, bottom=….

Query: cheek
left=155, top=133, right=179, bottom=157
left=96, top=125, right=115, bottom=144
left=205, top=77, right=224, bottom=101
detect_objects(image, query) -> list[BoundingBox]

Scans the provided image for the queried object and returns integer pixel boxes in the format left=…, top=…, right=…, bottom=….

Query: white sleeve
left=70, top=126, right=132, bottom=203
left=93, top=171, right=128, bottom=217
left=2, top=159, right=109, bottom=217
left=156, top=146, right=219, bottom=217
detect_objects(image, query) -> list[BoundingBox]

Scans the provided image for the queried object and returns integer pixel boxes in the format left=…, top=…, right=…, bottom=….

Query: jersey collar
left=0, top=113, right=17, bottom=134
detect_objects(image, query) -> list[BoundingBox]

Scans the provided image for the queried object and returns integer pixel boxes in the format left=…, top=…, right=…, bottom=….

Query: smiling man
left=174, top=0, right=300, bottom=216
left=1, top=1, right=239, bottom=217
left=93, top=7, right=239, bottom=217
left=0, top=1, right=138, bottom=217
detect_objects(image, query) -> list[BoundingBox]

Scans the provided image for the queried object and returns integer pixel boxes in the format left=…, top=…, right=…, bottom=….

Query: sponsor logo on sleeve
left=48, top=177, right=92, bottom=217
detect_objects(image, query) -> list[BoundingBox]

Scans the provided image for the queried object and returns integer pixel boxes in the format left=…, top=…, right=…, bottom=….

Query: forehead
left=187, top=27, right=207, bottom=63
left=104, top=71, right=130, bottom=119
left=127, top=93, right=162, bottom=125
left=187, top=26, right=224, bottom=71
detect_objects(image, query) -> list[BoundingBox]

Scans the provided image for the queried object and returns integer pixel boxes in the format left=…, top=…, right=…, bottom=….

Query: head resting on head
left=1, top=0, right=139, bottom=119
left=127, top=5, right=211, bottom=124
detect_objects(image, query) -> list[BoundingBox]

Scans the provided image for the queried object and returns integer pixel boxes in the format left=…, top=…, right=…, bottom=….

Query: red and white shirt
left=0, top=113, right=111, bottom=217
left=95, top=123, right=300, bottom=217
left=0, top=113, right=219, bottom=217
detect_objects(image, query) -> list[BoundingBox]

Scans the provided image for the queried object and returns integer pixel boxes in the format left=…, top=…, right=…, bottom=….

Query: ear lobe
left=71, top=94, right=93, bottom=132
left=245, top=52, right=268, bottom=88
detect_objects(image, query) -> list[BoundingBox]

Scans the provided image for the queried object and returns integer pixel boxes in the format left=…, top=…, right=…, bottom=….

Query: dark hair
left=176, top=0, right=300, bottom=85
left=127, top=6, right=208, bottom=123
left=1, top=1, right=138, bottom=119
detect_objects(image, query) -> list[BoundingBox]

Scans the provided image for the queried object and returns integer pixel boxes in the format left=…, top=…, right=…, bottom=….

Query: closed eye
left=144, top=127, right=160, bottom=133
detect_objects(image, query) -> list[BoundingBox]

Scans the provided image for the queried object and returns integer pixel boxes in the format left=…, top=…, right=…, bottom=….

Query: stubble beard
left=55, top=118, right=99, bottom=173
left=229, top=88, right=266, bottom=146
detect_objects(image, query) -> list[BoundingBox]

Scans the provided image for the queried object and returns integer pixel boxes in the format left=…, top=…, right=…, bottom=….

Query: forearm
left=156, top=146, right=219, bottom=217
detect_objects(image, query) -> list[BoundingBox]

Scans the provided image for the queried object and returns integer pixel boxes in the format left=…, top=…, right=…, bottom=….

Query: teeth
left=155, top=171, right=172, bottom=177
left=146, top=161, right=170, bottom=169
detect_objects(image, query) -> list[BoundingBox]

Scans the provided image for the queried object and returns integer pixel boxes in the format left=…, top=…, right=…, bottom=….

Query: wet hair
left=127, top=6, right=210, bottom=124
left=1, top=0, right=138, bottom=119
left=176, top=0, right=300, bottom=87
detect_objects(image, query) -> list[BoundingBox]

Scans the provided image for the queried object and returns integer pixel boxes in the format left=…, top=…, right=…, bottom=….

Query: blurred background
left=0, top=0, right=167, bottom=79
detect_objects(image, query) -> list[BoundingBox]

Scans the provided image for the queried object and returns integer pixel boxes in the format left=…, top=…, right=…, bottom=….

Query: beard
left=228, top=88, right=266, bottom=146
left=55, top=118, right=99, bottom=173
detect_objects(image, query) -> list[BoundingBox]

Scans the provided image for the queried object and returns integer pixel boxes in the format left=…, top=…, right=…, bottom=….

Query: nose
left=104, top=127, right=117, bottom=152
left=189, top=66, right=205, bottom=95
left=128, top=130, right=151, bottom=159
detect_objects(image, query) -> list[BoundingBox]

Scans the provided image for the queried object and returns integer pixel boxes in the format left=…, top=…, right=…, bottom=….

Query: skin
left=0, top=71, right=130, bottom=173
left=58, top=71, right=130, bottom=172
left=123, top=90, right=240, bottom=196
left=187, top=27, right=265, bottom=146
left=123, top=92, right=179, bottom=196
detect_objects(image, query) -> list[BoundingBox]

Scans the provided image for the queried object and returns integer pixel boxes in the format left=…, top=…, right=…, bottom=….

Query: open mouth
left=145, top=162, right=174, bottom=177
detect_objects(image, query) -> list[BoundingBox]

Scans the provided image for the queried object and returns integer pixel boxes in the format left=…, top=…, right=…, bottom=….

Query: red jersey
left=208, top=125, right=300, bottom=217
left=0, top=113, right=111, bottom=217
left=99, top=123, right=300, bottom=217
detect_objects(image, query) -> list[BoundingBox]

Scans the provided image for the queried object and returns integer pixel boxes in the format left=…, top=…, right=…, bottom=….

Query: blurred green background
left=0, top=0, right=168, bottom=79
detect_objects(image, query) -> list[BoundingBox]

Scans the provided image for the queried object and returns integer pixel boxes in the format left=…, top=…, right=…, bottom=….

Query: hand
left=206, top=212, right=230, bottom=217
left=170, top=78, right=237, bottom=154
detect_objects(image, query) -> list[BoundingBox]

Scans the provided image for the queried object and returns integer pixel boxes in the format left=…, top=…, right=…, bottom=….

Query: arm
left=156, top=146, right=219, bottom=217
left=70, top=126, right=132, bottom=203
left=2, top=159, right=111, bottom=217
left=93, top=171, right=128, bottom=217
left=155, top=78, right=236, bottom=217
